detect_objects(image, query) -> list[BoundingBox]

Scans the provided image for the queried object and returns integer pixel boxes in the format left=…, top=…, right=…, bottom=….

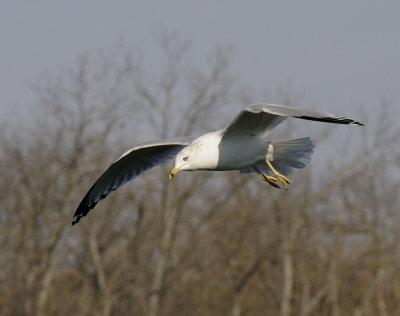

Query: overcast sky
left=1, top=0, right=399, bottom=121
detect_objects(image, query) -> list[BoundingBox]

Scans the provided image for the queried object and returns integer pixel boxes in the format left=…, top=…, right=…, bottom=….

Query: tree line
left=1, top=35, right=399, bottom=316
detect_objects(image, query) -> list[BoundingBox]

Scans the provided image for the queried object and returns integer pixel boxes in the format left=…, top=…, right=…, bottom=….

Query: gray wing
left=224, top=103, right=364, bottom=137
left=72, top=137, right=191, bottom=225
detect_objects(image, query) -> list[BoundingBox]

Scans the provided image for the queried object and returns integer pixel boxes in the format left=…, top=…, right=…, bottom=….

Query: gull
left=72, top=103, right=363, bottom=225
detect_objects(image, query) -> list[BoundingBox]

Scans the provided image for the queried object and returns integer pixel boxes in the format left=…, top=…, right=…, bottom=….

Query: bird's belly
left=215, top=136, right=267, bottom=170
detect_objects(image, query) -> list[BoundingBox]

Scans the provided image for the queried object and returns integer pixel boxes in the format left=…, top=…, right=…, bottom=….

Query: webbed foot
left=266, top=160, right=291, bottom=190
left=252, top=165, right=281, bottom=189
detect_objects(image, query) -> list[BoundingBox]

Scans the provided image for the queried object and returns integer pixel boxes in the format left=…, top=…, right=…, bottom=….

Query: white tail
left=240, top=137, right=314, bottom=176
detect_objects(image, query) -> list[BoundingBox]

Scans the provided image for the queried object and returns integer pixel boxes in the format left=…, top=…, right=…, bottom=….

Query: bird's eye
left=183, top=156, right=189, bottom=161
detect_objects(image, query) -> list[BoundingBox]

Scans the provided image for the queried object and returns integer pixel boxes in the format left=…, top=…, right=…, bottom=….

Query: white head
left=169, top=132, right=220, bottom=179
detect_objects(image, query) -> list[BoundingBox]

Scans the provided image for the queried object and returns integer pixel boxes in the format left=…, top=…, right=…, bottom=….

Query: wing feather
left=72, top=137, right=191, bottom=225
left=225, top=103, right=363, bottom=137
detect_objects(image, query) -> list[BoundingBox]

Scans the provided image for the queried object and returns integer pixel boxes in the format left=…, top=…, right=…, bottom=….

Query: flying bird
left=72, top=103, right=363, bottom=225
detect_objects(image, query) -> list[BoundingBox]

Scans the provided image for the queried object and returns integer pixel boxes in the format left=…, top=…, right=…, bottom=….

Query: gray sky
left=1, top=0, right=399, bottom=120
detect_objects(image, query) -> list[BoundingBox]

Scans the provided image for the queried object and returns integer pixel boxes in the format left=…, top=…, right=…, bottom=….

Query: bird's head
left=169, top=134, right=220, bottom=179
left=169, top=147, right=196, bottom=179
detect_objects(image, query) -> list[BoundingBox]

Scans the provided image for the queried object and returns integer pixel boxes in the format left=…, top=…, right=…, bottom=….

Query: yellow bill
left=169, top=167, right=181, bottom=179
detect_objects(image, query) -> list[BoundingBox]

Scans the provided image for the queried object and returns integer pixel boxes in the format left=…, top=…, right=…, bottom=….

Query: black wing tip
left=71, top=208, right=88, bottom=225
left=295, top=115, right=364, bottom=126
left=72, top=201, right=98, bottom=225
left=71, top=214, right=83, bottom=225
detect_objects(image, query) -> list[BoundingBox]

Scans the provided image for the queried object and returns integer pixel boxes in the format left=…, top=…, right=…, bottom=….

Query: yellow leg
left=266, top=160, right=291, bottom=189
left=252, top=165, right=281, bottom=189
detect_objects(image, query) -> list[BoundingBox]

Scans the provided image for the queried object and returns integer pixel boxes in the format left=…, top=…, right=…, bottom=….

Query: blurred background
left=1, top=1, right=399, bottom=315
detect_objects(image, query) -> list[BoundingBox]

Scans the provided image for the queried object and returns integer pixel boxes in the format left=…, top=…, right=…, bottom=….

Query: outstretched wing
left=72, top=137, right=191, bottom=225
left=224, top=103, right=363, bottom=137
